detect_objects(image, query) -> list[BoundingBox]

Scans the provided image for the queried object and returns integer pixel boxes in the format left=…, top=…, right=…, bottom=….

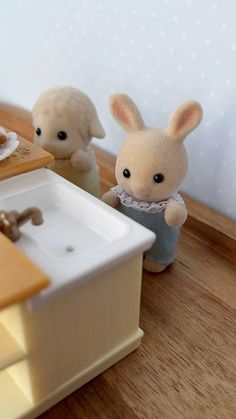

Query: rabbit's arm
left=70, top=147, right=96, bottom=171
left=102, top=190, right=120, bottom=208
left=164, top=201, right=187, bottom=228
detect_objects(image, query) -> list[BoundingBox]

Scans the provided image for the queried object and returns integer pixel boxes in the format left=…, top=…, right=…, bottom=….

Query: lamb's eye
left=57, top=131, right=67, bottom=140
left=153, top=173, right=164, bottom=183
left=36, top=128, right=41, bottom=136
left=123, top=168, right=131, bottom=178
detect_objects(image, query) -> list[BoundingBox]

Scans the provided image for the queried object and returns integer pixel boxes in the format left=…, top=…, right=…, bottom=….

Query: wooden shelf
left=0, top=233, right=50, bottom=310
left=0, top=322, right=26, bottom=371
left=0, top=135, right=53, bottom=182
left=0, top=370, right=32, bottom=419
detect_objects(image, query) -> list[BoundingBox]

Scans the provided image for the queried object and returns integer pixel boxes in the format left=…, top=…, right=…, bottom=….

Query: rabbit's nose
left=133, top=187, right=149, bottom=200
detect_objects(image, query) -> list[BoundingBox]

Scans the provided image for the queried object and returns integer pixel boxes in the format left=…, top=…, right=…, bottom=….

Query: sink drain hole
left=65, top=245, right=75, bottom=252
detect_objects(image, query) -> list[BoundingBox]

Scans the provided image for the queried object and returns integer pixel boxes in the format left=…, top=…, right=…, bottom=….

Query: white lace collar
left=111, top=185, right=183, bottom=214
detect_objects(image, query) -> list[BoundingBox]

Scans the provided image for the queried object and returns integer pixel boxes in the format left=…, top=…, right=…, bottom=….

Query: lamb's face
left=115, top=128, right=188, bottom=202
left=33, top=113, right=85, bottom=158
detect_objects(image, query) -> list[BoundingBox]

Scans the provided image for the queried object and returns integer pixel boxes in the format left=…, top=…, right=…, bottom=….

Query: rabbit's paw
left=101, top=190, right=120, bottom=208
left=164, top=202, right=187, bottom=228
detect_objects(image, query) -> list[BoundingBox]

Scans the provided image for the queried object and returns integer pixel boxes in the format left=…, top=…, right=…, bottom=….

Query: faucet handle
left=0, top=207, right=43, bottom=242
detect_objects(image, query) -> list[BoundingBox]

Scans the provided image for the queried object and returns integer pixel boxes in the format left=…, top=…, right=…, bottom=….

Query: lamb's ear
left=110, top=93, right=145, bottom=133
left=165, top=100, right=203, bottom=142
left=89, top=115, right=105, bottom=139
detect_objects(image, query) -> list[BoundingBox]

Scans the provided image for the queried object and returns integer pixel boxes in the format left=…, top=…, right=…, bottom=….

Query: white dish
left=0, top=130, right=19, bottom=161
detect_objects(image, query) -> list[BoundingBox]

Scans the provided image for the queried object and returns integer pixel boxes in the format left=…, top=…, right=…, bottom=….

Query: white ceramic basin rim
left=0, top=169, right=155, bottom=308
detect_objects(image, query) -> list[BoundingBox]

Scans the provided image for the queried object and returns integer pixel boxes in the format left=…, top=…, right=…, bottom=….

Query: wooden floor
left=1, top=105, right=236, bottom=419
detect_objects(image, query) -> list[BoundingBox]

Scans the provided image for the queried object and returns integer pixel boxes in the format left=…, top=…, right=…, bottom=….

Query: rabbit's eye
left=153, top=173, right=164, bottom=183
left=36, top=128, right=41, bottom=136
left=123, top=168, right=131, bottom=178
left=57, top=131, right=67, bottom=140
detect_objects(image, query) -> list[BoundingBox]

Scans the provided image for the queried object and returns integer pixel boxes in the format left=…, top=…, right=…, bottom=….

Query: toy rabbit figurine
left=102, top=94, right=203, bottom=273
left=33, top=86, right=105, bottom=197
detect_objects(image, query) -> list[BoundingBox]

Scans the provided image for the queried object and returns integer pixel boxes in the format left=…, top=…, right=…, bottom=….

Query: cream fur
left=102, top=93, right=203, bottom=272
left=115, top=130, right=188, bottom=203
left=32, top=86, right=105, bottom=195
left=105, top=93, right=202, bottom=206
left=110, top=94, right=145, bottom=133
left=143, top=258, right=168, bottom=273
left=165, top=100, right=203, bottom=142
left=102, top=190, right=120, bottom=208
left=164, top=202, right=188, bottom=227
left=33, top=87, right=105, bottom=170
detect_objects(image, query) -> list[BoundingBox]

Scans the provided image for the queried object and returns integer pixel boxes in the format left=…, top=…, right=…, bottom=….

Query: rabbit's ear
left=110, top=93, right=145, bottom=133
left=165, top=101, right=203, bottom=142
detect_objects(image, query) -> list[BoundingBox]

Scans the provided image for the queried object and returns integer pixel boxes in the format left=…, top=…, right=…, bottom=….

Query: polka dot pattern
left=0, top=0, right=235, bottom=218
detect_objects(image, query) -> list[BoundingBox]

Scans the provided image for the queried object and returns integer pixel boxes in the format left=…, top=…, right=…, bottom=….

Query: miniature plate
left=0, top=130, right=19, bottom=161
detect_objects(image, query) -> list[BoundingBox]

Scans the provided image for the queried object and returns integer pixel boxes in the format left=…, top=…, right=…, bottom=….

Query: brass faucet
left=0, top=207, right=43, bottom=242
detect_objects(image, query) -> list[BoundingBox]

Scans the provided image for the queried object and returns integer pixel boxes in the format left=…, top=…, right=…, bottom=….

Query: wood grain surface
left=0, top=104, right=235, bottom=419
left=0, top=233, right=50, bottom=310
left=0, top=136, right=53, bottom=181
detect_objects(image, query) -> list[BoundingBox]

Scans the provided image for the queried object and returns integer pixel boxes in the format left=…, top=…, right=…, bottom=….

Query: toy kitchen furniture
left=0, top=138, right=155, bottom=419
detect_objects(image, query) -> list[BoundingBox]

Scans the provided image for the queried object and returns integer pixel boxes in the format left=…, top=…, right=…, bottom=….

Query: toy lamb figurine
left=102, top=94, right=203, bottom=273
left=33, top=86, right=105, bottom=196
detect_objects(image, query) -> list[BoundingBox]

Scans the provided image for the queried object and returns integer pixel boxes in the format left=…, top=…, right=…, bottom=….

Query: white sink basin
left=0, top=169, right=155, bottom=308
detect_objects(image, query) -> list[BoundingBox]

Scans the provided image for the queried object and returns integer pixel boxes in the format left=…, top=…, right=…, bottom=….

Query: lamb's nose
left=40, top=142, right=53, bottom=152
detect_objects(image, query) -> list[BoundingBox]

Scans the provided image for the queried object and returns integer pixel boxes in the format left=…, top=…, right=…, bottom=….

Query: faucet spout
left=16, top=207, right=44, bottom=227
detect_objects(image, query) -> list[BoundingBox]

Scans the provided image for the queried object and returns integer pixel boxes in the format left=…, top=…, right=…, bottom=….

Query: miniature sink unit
left=0, top=168, right=155, bottom=419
